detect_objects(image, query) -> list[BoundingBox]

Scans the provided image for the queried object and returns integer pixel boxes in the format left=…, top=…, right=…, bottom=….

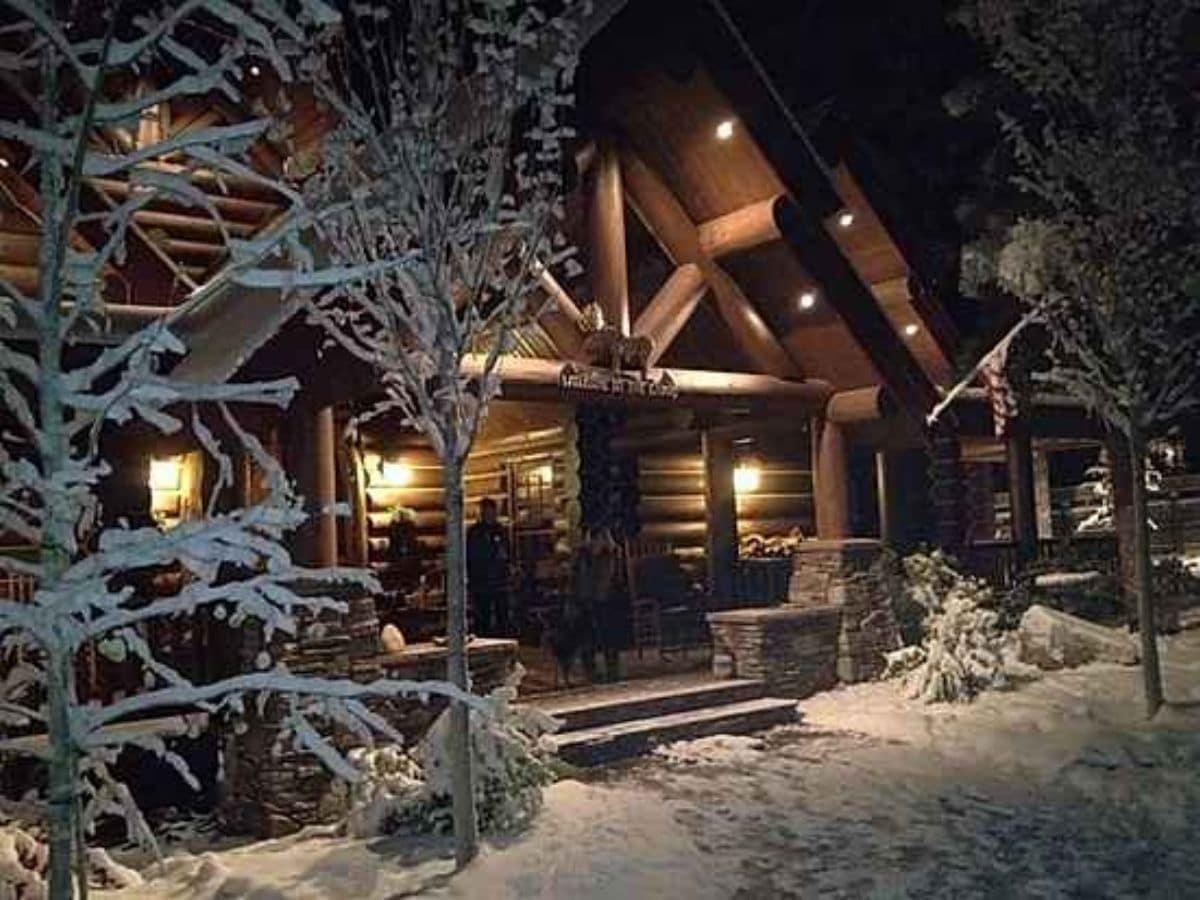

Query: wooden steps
left=531, top=678, right=798, bottom=767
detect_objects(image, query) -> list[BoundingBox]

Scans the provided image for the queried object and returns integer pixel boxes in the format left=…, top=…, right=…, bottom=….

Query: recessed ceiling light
left=799, top=290, right=817, bottom=310
left=248, top=64, right=261, bottom=77
left=837, top=210, right=855, bottom=228
left=903, top=323, right=920, bottom=337
left=715, top=119, right=735, bottom=141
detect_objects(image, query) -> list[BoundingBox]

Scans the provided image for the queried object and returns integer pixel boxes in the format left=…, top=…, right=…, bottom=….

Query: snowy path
left=106, top=631, right=1200, bottom=899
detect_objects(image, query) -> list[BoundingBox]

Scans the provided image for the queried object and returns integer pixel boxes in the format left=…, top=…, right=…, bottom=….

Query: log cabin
left=1, top=0, right=1155, bottom=834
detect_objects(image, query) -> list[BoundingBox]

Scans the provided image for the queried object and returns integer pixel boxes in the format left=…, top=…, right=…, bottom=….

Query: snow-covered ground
left=103, top=629, right=1200, bottom=899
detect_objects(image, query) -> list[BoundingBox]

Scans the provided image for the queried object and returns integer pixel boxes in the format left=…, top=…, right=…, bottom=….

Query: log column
left=286, top=400, right=338, bottom=567
left=875, top=451, right=903, bottom=546
left=812, top=418, right=851, bottom=540
left=589, top=140, right=629, bottom=335
left=702, top=426, right=738, bottom=601
left=1034, top=449, right=1054, bottom=539
left=1005, top=420, right=1038, bottom=561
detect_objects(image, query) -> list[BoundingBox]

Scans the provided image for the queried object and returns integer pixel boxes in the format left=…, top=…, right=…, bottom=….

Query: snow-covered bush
left=347, top=671, right=560, bottom=839
left=883, top=552, right=1009, bottom=703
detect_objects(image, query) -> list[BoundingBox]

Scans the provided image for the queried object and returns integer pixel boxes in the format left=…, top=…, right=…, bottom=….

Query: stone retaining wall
left=708, top=539, right=901, bottom=697
left=219, top=585, right=516, bottom=838
left=707, top=606, right=842, bottom=698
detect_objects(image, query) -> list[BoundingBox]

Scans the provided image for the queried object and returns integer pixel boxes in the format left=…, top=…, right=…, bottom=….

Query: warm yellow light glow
left=364, top=454, right=414, bottom=489
left=837, top=210, right=855, bottom=228
left=903, top=323, right=920, bottom=337
left=715, top=119, right=735, bottom=141
left=149, top=457, right=182, bottom=491
left=380, top=460, right=413, bottom=487
left=531, top=464, right=554, bottom=486
left=734, top=464, right=761, bottom=494
left=799, top=290, right=817, bottom=310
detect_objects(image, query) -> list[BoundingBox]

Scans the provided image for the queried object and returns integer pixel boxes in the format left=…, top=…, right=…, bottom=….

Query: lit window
left=715, top=119, right=735, bottom=141
left=149, top=457, right=182, bottom=491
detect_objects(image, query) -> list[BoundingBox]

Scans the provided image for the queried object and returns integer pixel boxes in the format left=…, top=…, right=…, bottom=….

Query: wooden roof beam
left=632, top=263, right=707, bottom=367
left=464, top=354, right=834, bottom=412
left=534, top=263, right=586, bottom=359
left=618, top=146, right=802, bottom=379
left=773, top=197, right=938, bottom=415
left=696, top=195, right=782, bottom=257
left=589, top=139, right=630, bottom=335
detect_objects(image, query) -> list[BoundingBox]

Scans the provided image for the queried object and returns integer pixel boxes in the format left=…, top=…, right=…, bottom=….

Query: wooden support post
left=589, top=140, right=630, bottom=335
left=812, top=418, right=851, bottom=539
left=1034, top=450, right=1053, bottom=540
left=1006, top=421, right=1038, bottom=561
left=632, top=263, right=707, bottom=367
left=875, top=451, right=903, bottom=546
left=702, top=426, right=738, bottom=601
left=287, top=401, right=338, bottom=567
left=1108, top=438, right=1137, bottom=611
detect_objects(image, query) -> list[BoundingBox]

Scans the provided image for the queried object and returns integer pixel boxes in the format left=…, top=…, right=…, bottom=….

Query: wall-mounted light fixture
left=531, top=464, right=554, bottom=486
left=365, top=453, right=414, bottom=489
left=733, top=462, right=762, bottom=494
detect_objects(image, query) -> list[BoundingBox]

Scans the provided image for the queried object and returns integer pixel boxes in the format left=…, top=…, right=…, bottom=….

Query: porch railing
left=958, top=534, right=1119, bottom=590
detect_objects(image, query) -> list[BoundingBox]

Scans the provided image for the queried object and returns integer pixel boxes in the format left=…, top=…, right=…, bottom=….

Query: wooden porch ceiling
left=572, top=31, right=957, bottom=400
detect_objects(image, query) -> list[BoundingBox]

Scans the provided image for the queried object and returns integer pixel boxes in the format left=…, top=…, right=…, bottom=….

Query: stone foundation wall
left=219, top=584, right=516, bottom=838
left=707, top=606, right=842, bottom=698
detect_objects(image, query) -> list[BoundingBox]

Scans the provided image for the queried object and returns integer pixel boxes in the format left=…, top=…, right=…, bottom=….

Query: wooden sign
left=558, top=363, right=679, bottom=400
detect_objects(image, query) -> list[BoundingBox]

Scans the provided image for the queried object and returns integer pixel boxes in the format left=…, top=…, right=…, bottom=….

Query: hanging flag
left=980, top=336, right=1019, bottom=437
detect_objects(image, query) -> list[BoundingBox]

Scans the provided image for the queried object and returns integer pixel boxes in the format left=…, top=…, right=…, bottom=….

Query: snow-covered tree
left=883, top=551, right=1009, bottom=704
left=301, top=0, right=579, bottom=865
left=959, top=0, right=1200, bottom=715
left=0, top=4, right=486, bottom=896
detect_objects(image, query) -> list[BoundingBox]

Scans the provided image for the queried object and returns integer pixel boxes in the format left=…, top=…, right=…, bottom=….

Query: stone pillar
left=1006, top=420, right=1038, bottom=560
left=286, top=401, right=338, bottom=567
left=929, top=422, right=966, bottom=554
left=812, top=417, right=851, bottom=540
left=786, top=539, right=900, bottom=683
left=702, top=426, right=738, bottom=601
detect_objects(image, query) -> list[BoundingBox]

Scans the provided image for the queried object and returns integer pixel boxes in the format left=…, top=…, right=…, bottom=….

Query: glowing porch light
left=903, top=323, right=920, bottom=338
left=149, top=457, right=182, bottom=491
left=836, top=210, right=855, bottom=228
left=799, top=290, right=817, bottom=310
left=733, top=463, right=761, bottom=494
left=715, top=119, right=736, bottom=141
left=248, top=64, right=262, bottom=77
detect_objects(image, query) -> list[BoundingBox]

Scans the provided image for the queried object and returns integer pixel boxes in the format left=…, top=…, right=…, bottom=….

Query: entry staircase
left=529, top=676, right=798, bottom=767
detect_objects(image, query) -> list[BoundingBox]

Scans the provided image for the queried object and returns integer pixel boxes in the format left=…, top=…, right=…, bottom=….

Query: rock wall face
left=219, top=585, right=517, bottom=838
left=788, top=539, right=901, bottom=684
left=707, top=606, right=842, bottom=698
left=708, top=540, right=902, bottom=697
